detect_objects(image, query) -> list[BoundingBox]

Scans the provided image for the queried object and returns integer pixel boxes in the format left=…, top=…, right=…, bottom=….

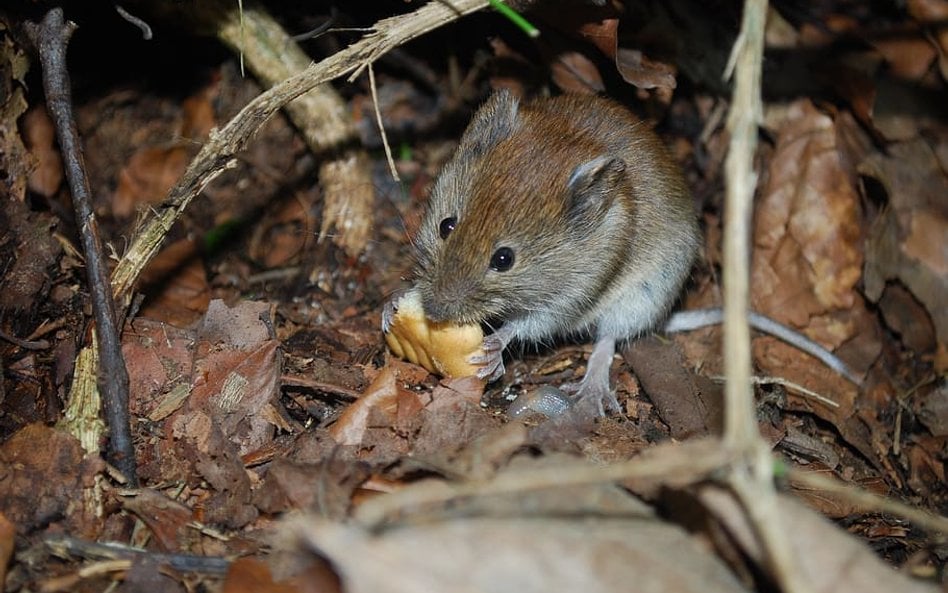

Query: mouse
left=396, top=90, right=702, bottom=418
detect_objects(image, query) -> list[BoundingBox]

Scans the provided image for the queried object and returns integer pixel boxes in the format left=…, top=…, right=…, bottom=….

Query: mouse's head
left=412, top=91, right=633, bottom=326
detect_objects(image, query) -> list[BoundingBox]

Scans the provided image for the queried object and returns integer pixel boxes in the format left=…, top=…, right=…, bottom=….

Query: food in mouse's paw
left=383, top=290, right=485, bottom=377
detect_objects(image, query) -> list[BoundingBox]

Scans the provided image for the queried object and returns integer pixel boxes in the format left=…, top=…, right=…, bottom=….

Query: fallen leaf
left=0, top=424, right=102, bottom=538
left=113, top=144, right=190, bottom=217
left=551, top=50, right=605, bottom=93
left=120, top=489, right=194, bottom=552
left=872, top=34, right=938, bottom=81
left=699, top=487, right=938, bottom=593
left=137, top=238, right=211, bottom=326
left=22, top=107, right=63, bottom=198
left=906, top=0, right=948, bottom=80
left=615, top=47, right=678, bottom=91
left=750, top=100, right=877, bottom=432
left=860, top=140, right=948, bottom=370
left=290, top=512, right=750, bottom=593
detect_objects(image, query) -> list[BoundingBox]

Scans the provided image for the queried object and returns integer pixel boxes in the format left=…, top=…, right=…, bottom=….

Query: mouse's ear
left=457, top=89, right=520, bottom=157
left=566, top=156, right=626, bottom=226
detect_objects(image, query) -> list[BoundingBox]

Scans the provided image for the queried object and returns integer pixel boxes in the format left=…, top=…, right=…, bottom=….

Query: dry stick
left=44, top=534, right=231, bottom=575
left=369, top=63, right=401, bottom=183
left=24, top=8, right=137, bottom=487
left=110, top=0, right=490, bottom=305
left=788, top=468, right=948, bottom=535
left=355, top=438, right=731, bottom=527
left=721, top=1, right=807, bottom=591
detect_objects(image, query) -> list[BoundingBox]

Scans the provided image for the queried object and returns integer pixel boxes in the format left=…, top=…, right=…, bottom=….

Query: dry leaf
left=291, top=514, right=750, bottom=593
left=23, top=107, right=62, bottom=197
left=699, top=488, right=938, bottom=593
left=550, top=50, right=605, bottom=93
left=906, top=0, right=948, bottom=80
left=615, top=47, right=678, bottom=91
left=860, top=140, right=948, bottom=370
left=137, top=238, right=211, bottom=326
left=750, top=100, right=875, bottom=428
left=113, top=144, right=190, bottom=217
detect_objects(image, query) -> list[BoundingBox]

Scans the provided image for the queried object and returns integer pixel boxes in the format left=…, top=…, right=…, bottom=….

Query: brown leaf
left=550, top=50, right=605, bottom=94
left=576, top=18, right=619, bottom=58
left=906, top=0, right=948, bottom=80
left=123, top=318, right=195, bottom=420
left=0, top=424, right=102, bottom=537
left=872, top=34, right=938, bottom=81
left=198, top=299, right=275, bottom=347
left=699, top=488, right=938, bottom=593
left=749, top=100, right=884, bottom=440
left=625, top=335, right=723, bottom=439
left=329, top=365, right=402, bottom=446
left=22, top=107, right=63, bottom=198
left=752, top=100, right=864, bottom=326
left=113, top=144, right=190, bottom=218
left=249, top=196, right=312, bottom=268
left=222, top=557, right=334, bottom=593
left=120, top=489, right=194, bottom=552
left=615, top=47, right=677, bottom=91
left=860, top=140, right=948, bottom=371
left=289, top=513, right=749, bottom=593
left=137, top=238, right=211, bottom=326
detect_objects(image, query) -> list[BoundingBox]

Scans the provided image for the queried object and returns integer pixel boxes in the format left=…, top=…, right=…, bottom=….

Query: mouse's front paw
left=381, top=294, right=401, bottom=333
left=468, top=336, right=506, bottom=382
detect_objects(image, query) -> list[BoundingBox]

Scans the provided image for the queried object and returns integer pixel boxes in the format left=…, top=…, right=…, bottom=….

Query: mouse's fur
left=413, top=91, right=700, bottom=347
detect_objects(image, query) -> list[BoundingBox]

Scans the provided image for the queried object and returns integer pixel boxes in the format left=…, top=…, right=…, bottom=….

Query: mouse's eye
left=489, top=247, right=515, bottom=272
left=439, top=217, right=457, bottom=239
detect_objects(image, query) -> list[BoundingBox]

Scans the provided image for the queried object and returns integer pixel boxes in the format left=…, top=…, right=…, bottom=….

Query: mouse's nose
left=421, top=281, right=474, bottom=323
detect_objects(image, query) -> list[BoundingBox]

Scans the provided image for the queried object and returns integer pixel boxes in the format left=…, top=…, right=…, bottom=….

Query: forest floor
left=0, top=2, right=946, bottom=592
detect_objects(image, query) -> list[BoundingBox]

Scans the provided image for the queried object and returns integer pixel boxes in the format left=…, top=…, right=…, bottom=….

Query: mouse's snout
left=419, top=279, right=480, bottom=324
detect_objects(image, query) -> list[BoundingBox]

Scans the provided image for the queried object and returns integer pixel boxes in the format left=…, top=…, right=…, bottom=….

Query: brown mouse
left=396, top=90, right=701, bottom=416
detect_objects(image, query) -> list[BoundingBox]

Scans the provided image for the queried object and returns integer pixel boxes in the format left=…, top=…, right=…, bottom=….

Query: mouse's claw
left=572, top=382, right=621, bottom=417
left=468, top=326, right=515, bottom=382
left=381, top=289, right=407, bottom=333
left=469, top=342, right=505, bottom=382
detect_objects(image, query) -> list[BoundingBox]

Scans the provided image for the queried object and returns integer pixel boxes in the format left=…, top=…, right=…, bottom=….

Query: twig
left=44, top=534, right=231, bottom=575
left=115, top=5, right=153, bottom=40
left=0, top=329, right=50, bottom=350
left=721, top=0, right=811, bottom=591
left=722, top=3, right=763, bottom=449
left=369, top=64, right=401, bottom=183
left=354, top=438, right=730, bottom=527
left=282, top=375, right=361, bottom=400
left=24, top=8, right=137, bottom=486
left=709, top=374, right=840, bottom=408
left=788, top=467, right=948, bottom=535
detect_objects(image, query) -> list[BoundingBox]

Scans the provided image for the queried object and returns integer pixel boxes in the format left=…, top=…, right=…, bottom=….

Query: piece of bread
left=384, top=290, right=484, bottom=377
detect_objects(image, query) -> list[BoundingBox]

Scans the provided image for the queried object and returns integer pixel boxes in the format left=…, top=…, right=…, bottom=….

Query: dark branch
left=24, top=8, right=138, bottom=486
left=45, top=535, right=231, bottom=575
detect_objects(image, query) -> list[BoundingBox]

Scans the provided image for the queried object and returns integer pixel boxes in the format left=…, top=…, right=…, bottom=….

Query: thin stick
left=722, top=1, right=809, bottom=591
left=370, top=63, right=401, bottom=182
left=722, top=5, right=762, bottom=448
left=788, top=467, right=948, bottom=535
left=44, top=534, right=231, bottom=574
left=24, top=8, right=137, bottom=486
